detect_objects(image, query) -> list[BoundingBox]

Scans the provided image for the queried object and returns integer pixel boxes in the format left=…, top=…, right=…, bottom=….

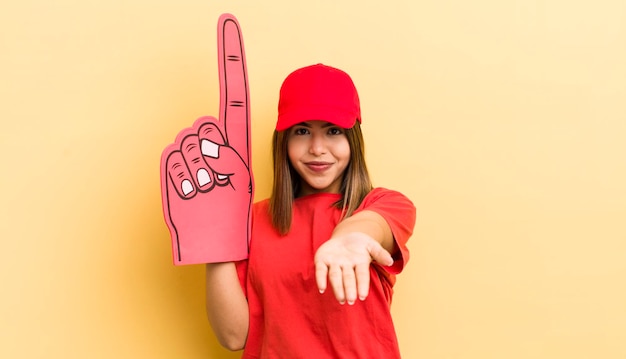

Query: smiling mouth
left=305, top=161, right=332, bottom=172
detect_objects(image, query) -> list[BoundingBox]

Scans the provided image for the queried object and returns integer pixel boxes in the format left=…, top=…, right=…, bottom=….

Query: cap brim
left=276, top=106, right=359, bottom=131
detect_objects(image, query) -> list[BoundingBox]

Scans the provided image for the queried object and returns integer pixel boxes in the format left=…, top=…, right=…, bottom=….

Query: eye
left=292, top=127, right=309, bottom=135
left=328, top=127, right=344, bottom=135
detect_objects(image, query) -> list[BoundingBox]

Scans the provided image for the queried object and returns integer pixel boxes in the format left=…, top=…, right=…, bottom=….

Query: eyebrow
left=295, top=121, right=336, bottom=128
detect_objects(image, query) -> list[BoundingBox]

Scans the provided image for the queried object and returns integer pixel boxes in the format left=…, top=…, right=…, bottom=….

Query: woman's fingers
left=315, top=233, right=389, bottom=304
left=315, top=260, right=329, bottom=294
left=321, top=262, right=371, bottom=305
left=355, top=263, right=371, bottom=301
left=329, top=264, right=347, bottom=304
left=341, top=265, right=357, bottom=305
left=369, top=242, right=394, bottom=267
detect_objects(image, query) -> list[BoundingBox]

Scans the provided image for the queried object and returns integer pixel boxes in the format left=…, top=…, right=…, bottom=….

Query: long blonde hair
left=268, top=122, right=373, bottom=235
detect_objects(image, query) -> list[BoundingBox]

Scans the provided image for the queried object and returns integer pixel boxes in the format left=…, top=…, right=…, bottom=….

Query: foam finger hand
left=195, top=120, right=249, bottom=191
left=163, top=144, right=196, bottom=199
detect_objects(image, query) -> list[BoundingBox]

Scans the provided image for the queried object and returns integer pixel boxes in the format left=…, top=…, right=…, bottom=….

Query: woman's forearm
left=332, top=210, right=396, bottom=253
left=205, top=262, right=249, bottom=351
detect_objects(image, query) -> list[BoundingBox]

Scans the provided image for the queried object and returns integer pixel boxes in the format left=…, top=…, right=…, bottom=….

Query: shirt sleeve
left=356, top=187, right=416, bottom=275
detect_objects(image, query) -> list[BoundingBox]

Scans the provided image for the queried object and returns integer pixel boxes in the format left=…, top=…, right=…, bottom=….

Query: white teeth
left=182, top=180, right=194, bottom=195
left=217, top=174, right=228, bottom=180
left=197, top=169, right=211, bottom=186
left=201, top=140, right=219, bottom=158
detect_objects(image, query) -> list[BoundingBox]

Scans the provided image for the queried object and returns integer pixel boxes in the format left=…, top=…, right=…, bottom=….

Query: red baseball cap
left=276, top=64, right=361, bottom=131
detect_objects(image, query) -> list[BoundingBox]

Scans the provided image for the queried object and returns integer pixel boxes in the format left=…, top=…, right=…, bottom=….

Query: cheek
left=287, top=139, right=303, bottom=163
left=336, top=140, right=351, bottom=161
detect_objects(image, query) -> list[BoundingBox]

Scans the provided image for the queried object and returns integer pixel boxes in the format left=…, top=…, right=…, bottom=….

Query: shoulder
left=359, top=187, right=415, bottom=211
left=252, top=198, right=270, bottom=216
left=360, top=188, right=416, bottom=274
left=253, top=198, right=270, bottom=209
left=357, top=187, right=416, bottom=238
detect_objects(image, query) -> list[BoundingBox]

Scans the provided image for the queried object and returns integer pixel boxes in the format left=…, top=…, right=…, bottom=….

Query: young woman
left=205, top=64, right=416, bottom=358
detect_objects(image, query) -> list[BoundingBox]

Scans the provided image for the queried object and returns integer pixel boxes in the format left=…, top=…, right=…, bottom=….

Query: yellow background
left=2, top=0, right=625, bottom=358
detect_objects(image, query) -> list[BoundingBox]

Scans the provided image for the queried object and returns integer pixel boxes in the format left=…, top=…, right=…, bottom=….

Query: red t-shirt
left=237, top=188, right=416, bottom=358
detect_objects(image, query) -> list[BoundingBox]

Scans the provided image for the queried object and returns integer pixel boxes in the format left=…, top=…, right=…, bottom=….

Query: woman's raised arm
left=205, top=262, right=249, bottom=351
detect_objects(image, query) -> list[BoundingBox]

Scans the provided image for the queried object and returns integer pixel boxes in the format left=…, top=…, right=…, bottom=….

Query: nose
left=308, top=133, right=327, bottom=156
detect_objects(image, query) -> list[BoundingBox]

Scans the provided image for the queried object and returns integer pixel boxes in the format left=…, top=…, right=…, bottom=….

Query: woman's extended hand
left=314, top=232, right=393, bottom=305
